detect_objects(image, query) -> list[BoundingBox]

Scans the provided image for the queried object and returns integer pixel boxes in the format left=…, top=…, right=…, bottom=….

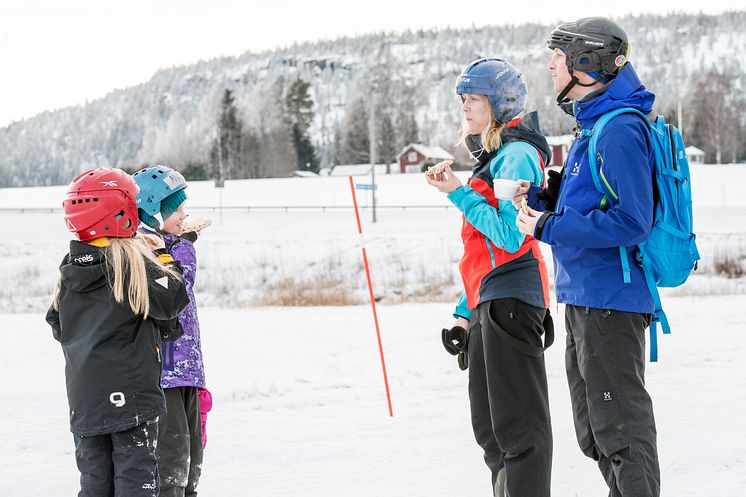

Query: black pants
left=565, top=305, right=660, bottom=497
left=74, top=419, right=159, bottom=497
left=158, top=386, right=204, bottom=497
left=468, top=299, right=553, bottom=497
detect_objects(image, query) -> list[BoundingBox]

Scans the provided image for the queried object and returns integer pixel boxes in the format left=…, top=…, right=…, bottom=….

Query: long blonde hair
left=458, top=95, right=507, bottom=157
left=51, top=237, right=180, bottom=319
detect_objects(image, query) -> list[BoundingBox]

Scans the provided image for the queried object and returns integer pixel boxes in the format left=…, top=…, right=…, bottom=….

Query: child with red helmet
left=46, top=167, right=189, bottom=497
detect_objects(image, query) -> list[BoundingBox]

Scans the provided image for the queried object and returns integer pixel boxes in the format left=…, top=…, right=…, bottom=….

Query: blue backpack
left=585, top=108, right=700, bottom=361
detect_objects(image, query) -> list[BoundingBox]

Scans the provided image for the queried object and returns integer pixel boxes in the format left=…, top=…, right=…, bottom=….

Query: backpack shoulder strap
left=585, top=107, right=651, bottom=200
left=583, top=108, right=652, bottom=285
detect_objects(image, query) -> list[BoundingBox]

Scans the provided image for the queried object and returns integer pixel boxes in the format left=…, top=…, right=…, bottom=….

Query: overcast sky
left=0, top=1, right=741, bottom=127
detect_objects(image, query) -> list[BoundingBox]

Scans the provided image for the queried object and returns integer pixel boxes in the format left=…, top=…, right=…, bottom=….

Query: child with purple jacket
left=132, top=165, right=210, bottom=497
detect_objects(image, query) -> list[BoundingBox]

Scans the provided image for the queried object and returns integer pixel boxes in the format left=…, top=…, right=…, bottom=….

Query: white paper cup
left=493, top=178, right=520, bottom=200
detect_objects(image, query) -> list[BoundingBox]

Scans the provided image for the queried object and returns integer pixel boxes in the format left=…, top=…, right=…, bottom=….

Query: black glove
left=442, top=325, right=468, bottom=355
left=535, top=168, right=563, bottom=212
left=180, top=231, right=199, bottom=243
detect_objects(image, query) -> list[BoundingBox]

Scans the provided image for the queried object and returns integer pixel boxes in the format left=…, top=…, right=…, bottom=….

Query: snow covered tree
left=210, top=89, right=244, bottom=179
left=285, top=79, right=319, bottom=172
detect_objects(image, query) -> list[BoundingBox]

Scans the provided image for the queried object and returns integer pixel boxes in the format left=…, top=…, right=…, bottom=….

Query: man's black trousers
left=565, top=305, right=660, bottom=497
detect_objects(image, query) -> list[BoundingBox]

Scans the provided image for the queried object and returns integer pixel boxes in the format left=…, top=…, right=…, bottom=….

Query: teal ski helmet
left=131, top=165, right=187, bottom=226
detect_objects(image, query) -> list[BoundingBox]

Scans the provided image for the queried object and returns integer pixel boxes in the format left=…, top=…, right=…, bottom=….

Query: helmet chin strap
left=556, top=68, right=606, bottom=105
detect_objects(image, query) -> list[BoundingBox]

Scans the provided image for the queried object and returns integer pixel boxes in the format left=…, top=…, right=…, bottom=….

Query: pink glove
left=198, top=388, right=213, bottom=449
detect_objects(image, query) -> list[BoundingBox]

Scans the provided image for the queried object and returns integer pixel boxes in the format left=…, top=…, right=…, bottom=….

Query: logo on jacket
left=73, top=254, right=94, bottom=264
left=155, top=276, right=169, bottom=289
left=603, top=391, right=613, bottom=402
left=110, top=392, right=126, bottom=407
left=570, top=161, right=581, bottom=176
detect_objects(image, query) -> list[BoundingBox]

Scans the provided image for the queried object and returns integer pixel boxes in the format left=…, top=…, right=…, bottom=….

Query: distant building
left=685, top=146, right=706, bottom=165
left=291, top=170, right=319, bottom=178
left=329, top=163, right=397, bottom=176
left=546, top=135, right=574, bottom=166
left=398, top=144, right=454, bottom=173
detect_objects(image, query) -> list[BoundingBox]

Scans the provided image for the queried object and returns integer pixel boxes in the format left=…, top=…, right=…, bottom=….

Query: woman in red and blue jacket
left=427, top=58, right=554, bottom=497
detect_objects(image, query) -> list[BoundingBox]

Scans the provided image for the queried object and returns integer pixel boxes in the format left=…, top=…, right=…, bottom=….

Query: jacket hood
left=566, top=63, right=655, bottom=126
left=501, top=111, right=551, bottom=166
left=60, top=241, right=109, bottom=293
left=467, top=111, right=551, bottom=168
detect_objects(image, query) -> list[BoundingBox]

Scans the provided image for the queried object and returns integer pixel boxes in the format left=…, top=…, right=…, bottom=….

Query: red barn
left=398, top=143, right=455, bottom=173
left=546, top=135, right=574, bottom=166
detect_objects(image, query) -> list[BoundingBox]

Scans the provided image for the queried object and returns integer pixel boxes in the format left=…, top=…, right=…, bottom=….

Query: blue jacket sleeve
left=526, top=183, right=547, bottom=211
left=538, top=118, right=654, bottom=248
left=453, top=292, right=472, bottom=320
left=448, top=143, right=543, bottom=254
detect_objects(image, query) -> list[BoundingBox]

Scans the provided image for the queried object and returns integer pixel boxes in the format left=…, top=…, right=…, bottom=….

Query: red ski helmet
left=63, top=168, right=140, bottom=241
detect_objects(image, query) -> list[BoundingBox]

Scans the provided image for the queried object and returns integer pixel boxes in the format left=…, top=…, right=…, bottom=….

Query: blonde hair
left=458, top=95, right=507, bottom=157
left=51, top=237, right=180, bottom=319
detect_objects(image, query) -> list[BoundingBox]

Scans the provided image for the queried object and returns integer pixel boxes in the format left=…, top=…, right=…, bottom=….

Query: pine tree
left=378, top=112, right=398, bottom=173
left=285, top=79, right=319, bottom=172
left=210, top=88, right=244, bottom=180
left=338, top=97, right=370, bottom=164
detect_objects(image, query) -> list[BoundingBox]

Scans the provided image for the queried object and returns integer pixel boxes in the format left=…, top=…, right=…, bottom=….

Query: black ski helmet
left=547, top=17, right=630, bottom=103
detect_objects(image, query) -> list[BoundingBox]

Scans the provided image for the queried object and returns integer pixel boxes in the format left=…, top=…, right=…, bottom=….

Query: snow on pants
left=73, top=418, right=159, bottom=497
left=565, top=305, right=660, bottom=497
left=468, top=298, right=553, bottom=497
left=158, top=386, right=203, bottom=497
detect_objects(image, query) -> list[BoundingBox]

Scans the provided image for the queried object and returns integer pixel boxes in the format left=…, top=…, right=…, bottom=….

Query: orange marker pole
left=348, top=176, right=393, bottom=417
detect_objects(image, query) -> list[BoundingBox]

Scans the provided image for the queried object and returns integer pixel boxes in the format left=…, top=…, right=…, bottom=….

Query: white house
left=685, top=146, right=706, bottom=165
left=329, top=163, right=397, bottom=176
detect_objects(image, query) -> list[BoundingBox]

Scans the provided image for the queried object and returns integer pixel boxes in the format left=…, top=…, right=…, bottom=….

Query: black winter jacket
left=45, top=240, right=189, bottom=436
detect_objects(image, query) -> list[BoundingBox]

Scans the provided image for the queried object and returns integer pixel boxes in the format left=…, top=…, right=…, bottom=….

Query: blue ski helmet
left=131, top=165, right=187, bottom=217
left=455, top=58, right=527, bottom=125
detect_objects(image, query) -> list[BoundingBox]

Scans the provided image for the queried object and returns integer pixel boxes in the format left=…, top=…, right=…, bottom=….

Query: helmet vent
left=152, top=174, right=158, bottom=179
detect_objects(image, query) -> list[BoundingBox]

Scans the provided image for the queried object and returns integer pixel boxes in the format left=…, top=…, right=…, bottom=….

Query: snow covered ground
left=1, top=165, right=745, bottom=495
left=3, top=298, right=746, bottom=496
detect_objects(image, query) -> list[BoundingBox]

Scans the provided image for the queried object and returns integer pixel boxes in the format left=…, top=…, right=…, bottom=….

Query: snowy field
left=1, top=164, right=745, bottom=311
left=3, top=299, right=746, bottom=496
left=1, top=164, right=745, bottom=495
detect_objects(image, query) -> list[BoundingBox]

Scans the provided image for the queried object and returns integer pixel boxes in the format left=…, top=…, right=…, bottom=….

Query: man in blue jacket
left=515, top=18, right=660, bottom=497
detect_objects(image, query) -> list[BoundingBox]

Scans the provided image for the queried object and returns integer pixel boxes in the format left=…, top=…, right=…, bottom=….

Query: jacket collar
left=562, top=63, right=655, bottom=129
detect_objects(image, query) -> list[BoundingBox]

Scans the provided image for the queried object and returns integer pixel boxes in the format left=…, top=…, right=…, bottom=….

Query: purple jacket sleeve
left=167, top=237, right=197, bottom=290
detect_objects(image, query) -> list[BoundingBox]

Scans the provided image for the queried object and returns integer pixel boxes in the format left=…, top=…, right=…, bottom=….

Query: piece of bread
left=181, top=218, right=213, bottom=232
left=426, top=161, right=451, bottom=177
